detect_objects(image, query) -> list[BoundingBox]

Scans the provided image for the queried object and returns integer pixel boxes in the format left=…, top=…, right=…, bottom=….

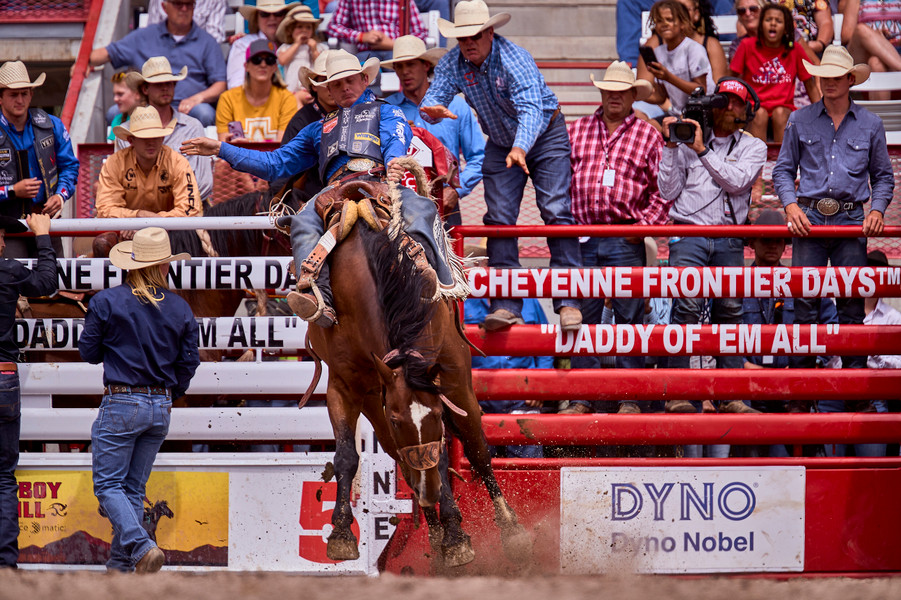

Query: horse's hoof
left=326, top=536, right=360, bottom=561
left=442, top=538, right=475, bottom=568
left=501, top=525, right=533, bottom=563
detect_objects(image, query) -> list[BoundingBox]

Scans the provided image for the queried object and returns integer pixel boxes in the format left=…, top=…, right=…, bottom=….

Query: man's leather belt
left=105, top=384, right=170, bottom=397
left=327, top=164, right=385, bottom=186
left=0, top=362, right=18, bottom=372
left=797, top=197, right=857, bottom=217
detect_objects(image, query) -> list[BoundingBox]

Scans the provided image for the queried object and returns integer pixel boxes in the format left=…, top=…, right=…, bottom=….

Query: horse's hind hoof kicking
left=326, top=531, right=360, bottom=561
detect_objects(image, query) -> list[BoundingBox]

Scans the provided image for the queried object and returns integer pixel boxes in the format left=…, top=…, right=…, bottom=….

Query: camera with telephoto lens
left=669, top=88, right=729, bottom=144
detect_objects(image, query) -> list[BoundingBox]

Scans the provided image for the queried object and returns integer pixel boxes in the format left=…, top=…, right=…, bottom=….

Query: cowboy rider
left=182, top=50, right=455, bottom=328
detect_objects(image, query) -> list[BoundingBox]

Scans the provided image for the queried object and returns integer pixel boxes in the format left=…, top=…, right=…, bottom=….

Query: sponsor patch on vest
left=353, top=108, right=376, bottom=123
left=0, top=172, right=11, bottom=186
left=351, top=141, right=362, bottom=153
left=322, top=117, right=338, bottom=134
left=353, top=132, right=380, bottom=145
left=39, top=136, right=53, bottom=150
left=0, top=148, right=10, bottom=167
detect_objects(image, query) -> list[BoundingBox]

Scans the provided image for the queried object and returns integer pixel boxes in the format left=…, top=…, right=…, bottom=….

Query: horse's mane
left=169, top=189, right=298, bottom=257
left=359, top=225, right=440, bottom=393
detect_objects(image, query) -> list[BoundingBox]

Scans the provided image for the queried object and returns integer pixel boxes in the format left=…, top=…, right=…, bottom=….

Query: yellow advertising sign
left=17, top=470, right=229, bottom=566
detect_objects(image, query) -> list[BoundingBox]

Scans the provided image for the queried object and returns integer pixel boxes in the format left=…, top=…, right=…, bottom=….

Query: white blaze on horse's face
left=408, top=400, right=430, bottom=444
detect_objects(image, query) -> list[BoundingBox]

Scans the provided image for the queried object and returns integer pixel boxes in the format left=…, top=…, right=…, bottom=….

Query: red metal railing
left=61, top=0, right=103, bottom=130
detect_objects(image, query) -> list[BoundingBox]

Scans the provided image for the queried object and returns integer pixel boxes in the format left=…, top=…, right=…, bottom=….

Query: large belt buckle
left=346, top=158, right=376, bottom=172
left=816, top=197, right=840, bottom=216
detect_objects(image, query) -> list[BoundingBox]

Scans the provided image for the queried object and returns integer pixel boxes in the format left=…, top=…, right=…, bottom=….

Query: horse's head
left=372, top=350, right=453, bottom=507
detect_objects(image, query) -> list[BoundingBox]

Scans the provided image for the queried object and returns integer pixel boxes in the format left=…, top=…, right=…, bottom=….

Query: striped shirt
left=658, top=130, right=767, bottom=226
left=327, top=0, right=426, bottom=51
left=569, top=109, right=669, bottom=226
left=421, top=35, right=559, bottom=152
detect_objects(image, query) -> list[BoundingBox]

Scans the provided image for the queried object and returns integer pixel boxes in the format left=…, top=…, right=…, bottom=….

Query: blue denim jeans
left=667, top=236, right=744, bottom=370
left=818, top=399, right=887, bottom=457
left=91, top=392, right=172, bottom=572
left=481, top=113, right=582, bottom=315
left=571, top=237, right=647, bottom=410
left=0, top=372, right=20, bottom=568
left=789, top=203, right=868, bottom=369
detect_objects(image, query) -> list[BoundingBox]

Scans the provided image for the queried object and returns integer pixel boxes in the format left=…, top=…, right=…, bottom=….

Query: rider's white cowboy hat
left=299, top=49, right=330, bottom=92
left=134, top=56, right=187, bottom=84
left=589, top=60, right=652, bottom=101
left=0, top=61, right=45, bottom=89
left=112, top=106, right=176, bottom=141
left=312, top=49, right=380, bottom=87
left=803, top=46, right=870, bottom=85
left=239, top=0, right=301, bottom=34
left=109, top=227, right=190, bottom=271
left=276, top=5, right=322, bottom=44
left=381, top=35, right=448, bottom=69
left=437, top=0, right=511, bottom=39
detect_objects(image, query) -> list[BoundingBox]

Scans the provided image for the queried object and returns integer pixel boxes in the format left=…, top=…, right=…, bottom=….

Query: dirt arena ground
left=0, top=571, right=897, bottom=600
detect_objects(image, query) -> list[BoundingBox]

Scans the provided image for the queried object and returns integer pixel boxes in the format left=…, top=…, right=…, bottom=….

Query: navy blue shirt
left=79, top=284, right=200, bottom=398
left=0, top=235, right=57, bottom=362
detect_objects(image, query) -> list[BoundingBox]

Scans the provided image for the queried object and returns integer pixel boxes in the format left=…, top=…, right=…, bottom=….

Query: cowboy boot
left=400, top=234, right=439, bottom=299
left=287, top=263, right=337, bottom=328
left=398, top=187, right=455, bottom=293
left=281, top=210, right=338, bottom=327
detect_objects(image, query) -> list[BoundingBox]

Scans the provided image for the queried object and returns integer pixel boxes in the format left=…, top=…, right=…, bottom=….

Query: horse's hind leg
left=325, top=385, right=363, bottom=561
left=451, top=405, right=532, bottom=563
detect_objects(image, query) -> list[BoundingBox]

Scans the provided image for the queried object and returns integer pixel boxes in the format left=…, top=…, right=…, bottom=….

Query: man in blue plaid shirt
left=420, top=0, right=583, bottom=332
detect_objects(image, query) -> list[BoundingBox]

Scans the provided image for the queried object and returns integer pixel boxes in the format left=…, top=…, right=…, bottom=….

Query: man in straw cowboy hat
left=89, top=0, right=226, bottom=127
left=384, top=35, right=485, bottom=228
left=657, top=76, right=767, bottom=414
left=182, top=50, right=457, bottom=328
left=80, top=227, right=199, bottom=573
left=228, top=0, right=300, bottom=89
left=97, top=106, right=201, bottom=231
left=0, top=61, right=77, bottom=258
left=773, top=45, right=894, bottom=380
left=0, top=212, right=57, bottom=569
left=115, top=57, right=212, bottom=204
left=563, top=62, right=669, bottom=415
left=419, top=0, right=584, bottom=332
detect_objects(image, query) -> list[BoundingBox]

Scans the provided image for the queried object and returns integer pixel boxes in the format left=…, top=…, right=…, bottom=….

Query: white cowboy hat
left=299, top=49, right=330, bottom=92
left=112, top=106, right=176, bottom=141
left=276, top=5, right=323, bottom=44
left=239, top=0, right=301, bottom=34
left=803, top=46, right=870, bottom=86
left=589, top=61, right=652, bottom=101
left=0, top=61, right=45, bottom=89
left=312, top=49, right=380, bottom=88
left=135, top=56, right=187, bottom=84
left=437, top=0, right=511, bottom=39
left=381, top=35, right=448, bottom=69
left=109, top=227, right=190, bottom=271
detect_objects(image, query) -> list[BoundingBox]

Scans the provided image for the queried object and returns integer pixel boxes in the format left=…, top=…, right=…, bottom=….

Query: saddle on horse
left=287, top=177, right=440, bottom=328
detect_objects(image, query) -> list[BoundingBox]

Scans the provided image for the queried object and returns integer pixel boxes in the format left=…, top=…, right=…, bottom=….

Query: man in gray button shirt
left=658, top=77, right=767, bottom=414
left=773, top=46, right=893, bottom=382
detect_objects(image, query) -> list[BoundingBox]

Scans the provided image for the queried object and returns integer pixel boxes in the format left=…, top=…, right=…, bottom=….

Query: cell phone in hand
left=227, top=121, right=245, bottom=140
left=639, top=45, right=659, bottom=67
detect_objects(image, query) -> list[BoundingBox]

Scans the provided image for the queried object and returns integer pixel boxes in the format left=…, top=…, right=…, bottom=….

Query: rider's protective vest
left=0, top=108, right=58, bottom=218
left=318, top=101, right=383, bottom=181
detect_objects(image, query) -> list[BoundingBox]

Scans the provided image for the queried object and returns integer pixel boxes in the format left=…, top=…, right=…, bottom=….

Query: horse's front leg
left=326, top=383, right=362, bottom=561
left=433, top=443, right=475, bottom=567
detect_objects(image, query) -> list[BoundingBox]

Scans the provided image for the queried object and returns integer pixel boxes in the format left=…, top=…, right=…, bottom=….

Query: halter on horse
left=298, top=175, right=531, bottom=568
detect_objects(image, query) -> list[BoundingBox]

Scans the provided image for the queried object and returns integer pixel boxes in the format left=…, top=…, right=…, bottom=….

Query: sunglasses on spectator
left=250, top=54, right=278, bottom=66
left=458, top=30, right=485, bottom=42
left=260, top=10, right=288, bottom=19
left=736, top=6, right=760, bottom=15
left=168, top=1, right=196, bottom=10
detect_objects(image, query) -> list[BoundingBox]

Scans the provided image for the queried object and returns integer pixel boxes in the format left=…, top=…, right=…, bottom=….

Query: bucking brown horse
left=300, top=180, right=531, bottom=568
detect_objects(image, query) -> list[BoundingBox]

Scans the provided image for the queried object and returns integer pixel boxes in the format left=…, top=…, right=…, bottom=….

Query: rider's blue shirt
left=217, top=90, right=412, bottom=181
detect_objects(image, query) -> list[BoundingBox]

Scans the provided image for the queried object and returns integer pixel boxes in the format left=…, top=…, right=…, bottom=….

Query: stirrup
left=287, top=282, right=337, bottom=327
left=400, top=237, right=438, bottom=299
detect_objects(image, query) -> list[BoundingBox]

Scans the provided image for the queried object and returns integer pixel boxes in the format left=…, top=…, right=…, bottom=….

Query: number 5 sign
left=298, top=480, right=361, bottom=564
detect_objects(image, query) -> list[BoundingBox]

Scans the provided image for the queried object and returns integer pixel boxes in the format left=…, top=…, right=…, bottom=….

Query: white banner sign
left=16, top=317, right=308, bottom=351
left=560, top=467, right=805, bottom=574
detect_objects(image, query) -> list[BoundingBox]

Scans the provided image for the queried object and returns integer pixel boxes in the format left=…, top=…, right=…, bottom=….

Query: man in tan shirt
left=96, top=105, right=201, bottom=220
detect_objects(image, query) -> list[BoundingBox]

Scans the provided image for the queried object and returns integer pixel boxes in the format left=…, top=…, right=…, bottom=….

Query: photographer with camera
left=657, top=77, right=767, bottom=415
